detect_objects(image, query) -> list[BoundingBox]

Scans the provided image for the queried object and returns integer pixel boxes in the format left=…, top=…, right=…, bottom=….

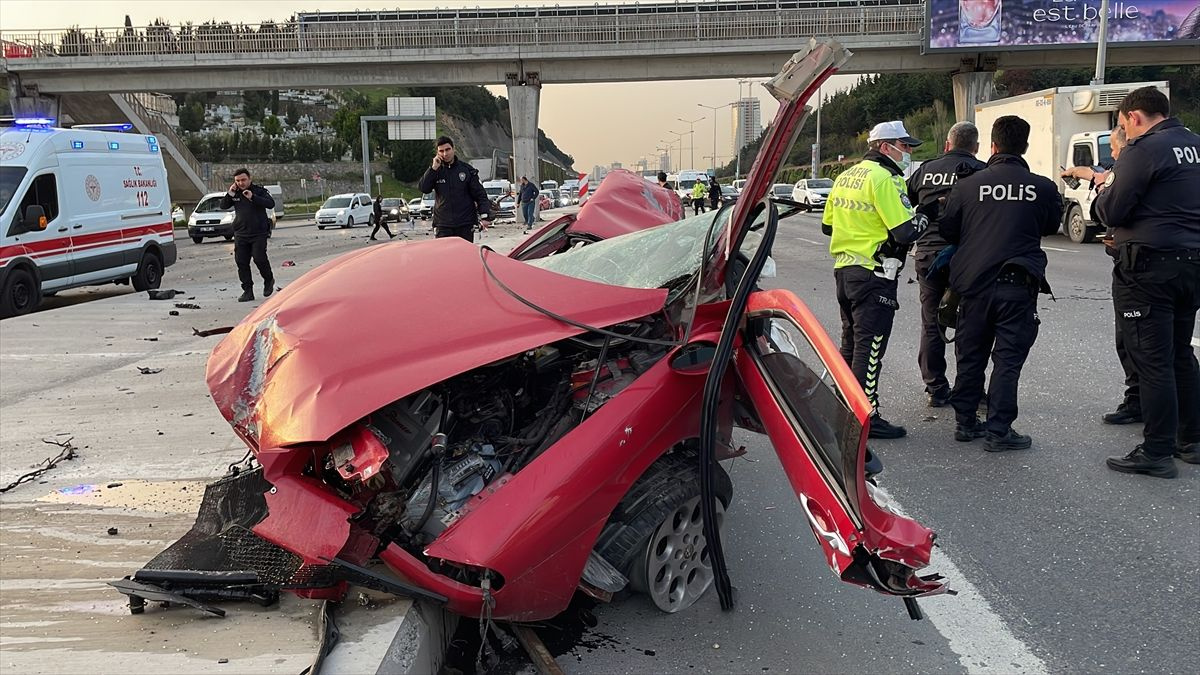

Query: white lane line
left=1042, top=246, right=1079, bottom=253
left=878, top=487, right=1049, bottom=675
left=797, top=237, right=826, bottom=246
left=0, top=351, right=198, bottom=361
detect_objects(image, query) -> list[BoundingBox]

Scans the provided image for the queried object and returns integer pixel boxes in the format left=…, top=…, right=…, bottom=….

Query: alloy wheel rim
left=645, top=495, right=724, bottom=613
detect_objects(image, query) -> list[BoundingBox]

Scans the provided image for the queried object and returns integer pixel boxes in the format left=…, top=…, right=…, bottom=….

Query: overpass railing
left=1, top=1, right=923, bottom=60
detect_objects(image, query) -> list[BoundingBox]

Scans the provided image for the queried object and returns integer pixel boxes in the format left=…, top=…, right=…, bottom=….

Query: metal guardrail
left=1, top=1, right=923, bottom=60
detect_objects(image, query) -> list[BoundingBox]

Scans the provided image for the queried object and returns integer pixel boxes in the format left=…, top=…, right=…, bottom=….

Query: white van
left=264, top=183, right=285, bottom=219
left=0, top=121, right=177, bottom=318
left=315, top=192, right=373, bottom=229
left=482, top=179, right=512, bottom=200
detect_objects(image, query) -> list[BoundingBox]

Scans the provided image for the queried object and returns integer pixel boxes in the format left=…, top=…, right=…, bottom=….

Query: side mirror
left=22, top=205, right=47, bottom=232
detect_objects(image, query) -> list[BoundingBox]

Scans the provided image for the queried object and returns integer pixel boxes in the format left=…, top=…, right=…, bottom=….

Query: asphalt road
left=571, top=211, right=1199, bottom=674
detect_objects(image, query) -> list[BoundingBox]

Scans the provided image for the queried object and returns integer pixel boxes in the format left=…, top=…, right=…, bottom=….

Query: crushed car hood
left=206, top=239, right=667, bottom=450
left=570, top=169, right=684, bottom=239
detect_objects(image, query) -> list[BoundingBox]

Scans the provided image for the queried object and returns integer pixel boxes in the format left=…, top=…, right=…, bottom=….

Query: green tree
left=178, top=101, right=205, bottom=133
left=388, top=140, right=433, bottom=182
left=294, top=134, right=321, bottom=162
left=262, top=115, right=282, bottom=137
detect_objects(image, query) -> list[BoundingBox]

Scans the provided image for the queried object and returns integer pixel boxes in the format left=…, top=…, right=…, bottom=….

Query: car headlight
left=221, top=212, right=235, bottom=224
left=188, top=216, right=197, bottom=226
left=389, top=209, right=399, bottom=215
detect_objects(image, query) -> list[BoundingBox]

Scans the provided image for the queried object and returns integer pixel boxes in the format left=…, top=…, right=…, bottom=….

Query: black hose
left=409, top=433, right=446, bottom=535
left=580, top=334, right=612, bottom=422
left=699, top=200, right=778, bottom=611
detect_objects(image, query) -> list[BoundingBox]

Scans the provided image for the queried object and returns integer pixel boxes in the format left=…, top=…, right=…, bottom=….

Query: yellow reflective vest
left=822, top=157, right=915, bottom=270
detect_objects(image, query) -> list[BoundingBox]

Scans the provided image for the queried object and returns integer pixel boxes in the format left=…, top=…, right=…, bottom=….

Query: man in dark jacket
left=939, top=116, right=1062, bottom=452
left=370, top=195, right=394, bottom=240
left=708, top=176, right=722, bottom=210
left=517, top=176, right=539, bottom=233
left=417, top=136, right=492, bottom=242
left=906, top=121, right=987, bottom=407
left=1093, top=86, right=1200, bottom=478
left=219, top=168, right=275, bottom=302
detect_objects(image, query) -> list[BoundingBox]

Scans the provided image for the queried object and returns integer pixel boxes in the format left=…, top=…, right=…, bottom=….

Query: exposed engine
left=317, top=321, right=671, bottom=558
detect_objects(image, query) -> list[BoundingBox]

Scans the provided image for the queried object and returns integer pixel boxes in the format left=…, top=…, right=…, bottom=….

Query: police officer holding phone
left=418, top=136, right=492, bottom=242
left=219, top=167, right=275, bottom=303
left=1093, top=86, right=1200, bottom=479
left=939, top=115, right=1062, bottom=452
left=906, top=121, right=987, bottom=407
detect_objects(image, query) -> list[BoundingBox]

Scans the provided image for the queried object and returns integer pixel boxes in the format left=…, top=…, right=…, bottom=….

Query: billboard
left=927, top=0, right=1200, bottom=50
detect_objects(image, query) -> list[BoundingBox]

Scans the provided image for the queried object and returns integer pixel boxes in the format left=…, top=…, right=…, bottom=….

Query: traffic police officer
left=822, top=120, right=928, bottom=438
left=906, top=121, right=987, bottom=407
left=418, top=136, right=492, bottom=242
left=939, top=115, right=1062, bottom=452
left=1093, top=86, right=1200, bottom=479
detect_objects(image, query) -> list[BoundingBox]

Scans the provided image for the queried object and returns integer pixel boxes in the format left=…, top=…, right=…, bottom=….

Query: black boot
left=927, top=387, right=951, bottom=408
left=1106, top=446, right=1178, bottom=478
left=1102, top=401, right=1142, bottom=425
left=237, top=291, right=254, bottom=302
left=955, top=419, right=987, bottom=442
left=1174, top=442, right=1200, bottom=465
left=868, top=414, right=906, bottom=439
left=263, top=278, right=275, bottom=297
left=984, top=428, right=1032, bottom=452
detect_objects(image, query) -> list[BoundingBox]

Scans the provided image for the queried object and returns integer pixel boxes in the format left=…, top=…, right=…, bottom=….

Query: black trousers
left=370, top=218, right=394, bottom=238
left=835, top=266, right=899, bottom=409
left=914, top=248, right=950, bottom=395
left=1113, top=303, right=1141, bottom=408
left=692, top=198, right=707, bottom=216
left=951, top=281, right=1039, bottom=435
left=234, top=236, right=272, bottom=293
left=435, top=225, right=475, bottom=243
left=1112, top=258, right=1200, bottom=458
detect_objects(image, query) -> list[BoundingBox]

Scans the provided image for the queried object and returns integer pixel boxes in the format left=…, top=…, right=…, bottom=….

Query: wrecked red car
left=197, top=40, right=946, bottom=623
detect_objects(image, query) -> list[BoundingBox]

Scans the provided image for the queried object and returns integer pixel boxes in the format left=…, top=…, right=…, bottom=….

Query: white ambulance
left=0, top=120, right=177, bottom=318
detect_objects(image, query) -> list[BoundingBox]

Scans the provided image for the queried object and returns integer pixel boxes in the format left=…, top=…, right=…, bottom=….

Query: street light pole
left=677, top=116, right=703, bottom=170
left=698, top=101, right=734, bottom=176
left=1092, top=0, right=1111, bottom=85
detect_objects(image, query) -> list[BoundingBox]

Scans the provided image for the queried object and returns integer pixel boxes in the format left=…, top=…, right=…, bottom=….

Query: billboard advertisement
left=927, top=0, right=1200, bottom=50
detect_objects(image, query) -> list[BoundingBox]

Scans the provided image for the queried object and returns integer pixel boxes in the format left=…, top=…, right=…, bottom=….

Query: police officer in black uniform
left=418, top=136, right=492, bottom=243
left=1093, top=86, right=1200, bottom=479
left=939, top=116, right=1062, bottom=452
left=907, top=121, right=987, bottom=407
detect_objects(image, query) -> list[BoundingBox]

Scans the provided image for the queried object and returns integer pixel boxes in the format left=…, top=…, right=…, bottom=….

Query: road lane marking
left=0, top=351, right=197, bottom=361
left=879, top=487, right=1049, bottom=675
left=797, top=237, right=826, bottom=246
left=1042, top=246, right=1078, bottom=253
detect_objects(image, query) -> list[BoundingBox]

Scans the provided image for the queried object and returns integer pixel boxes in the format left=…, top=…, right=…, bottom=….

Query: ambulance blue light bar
left=14, top=117, right=55, bottom=126
left=73, top=123, right=134, bottom=132
left=146, top=135, right=160, bottom=153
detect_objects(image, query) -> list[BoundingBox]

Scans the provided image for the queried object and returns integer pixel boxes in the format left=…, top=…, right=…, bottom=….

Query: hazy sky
left=1, top=0, right=861, bottom=171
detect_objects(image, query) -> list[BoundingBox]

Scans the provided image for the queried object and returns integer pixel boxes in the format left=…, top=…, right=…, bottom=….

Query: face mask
left=888, top=143, right=911, bottom=172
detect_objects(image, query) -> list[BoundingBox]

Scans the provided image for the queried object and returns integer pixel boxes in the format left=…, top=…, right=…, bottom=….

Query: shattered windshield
left=528, top=209, right=731, bottom=298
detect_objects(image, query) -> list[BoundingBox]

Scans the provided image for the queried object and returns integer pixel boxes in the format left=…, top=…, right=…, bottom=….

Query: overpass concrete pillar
left=506, top=71, right=541, bottom=186
left=7, top=76, right=60, bottom=121
left=952, top=71, right=997, bottom=124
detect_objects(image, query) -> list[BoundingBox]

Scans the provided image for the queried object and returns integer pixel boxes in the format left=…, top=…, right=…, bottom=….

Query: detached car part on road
left=182, top=40, right=946, bottom=625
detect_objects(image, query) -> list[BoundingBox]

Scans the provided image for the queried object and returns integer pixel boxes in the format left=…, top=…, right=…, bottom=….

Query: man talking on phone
left=219, top=168, right=275, bottom=302
left=417, top=136, right=492, bottom=242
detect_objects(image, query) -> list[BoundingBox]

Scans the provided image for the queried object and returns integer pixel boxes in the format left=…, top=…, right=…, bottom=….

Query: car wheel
left=0, top=267, right=40, bottom=318
left=192, top=236, right=204, bottom=244
left=317, top=225, right=326, bottom=230
left=131, top=250, right=163, bottom=291
left=593, top=446, right=732, bottom=614
left=343, top=217, right=354, bottom=229
left=1066, top=205, right=1094, bottom=244
left=224, top=235, right=234, bottom=242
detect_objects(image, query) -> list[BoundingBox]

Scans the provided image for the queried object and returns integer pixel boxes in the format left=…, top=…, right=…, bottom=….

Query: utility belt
left=996, top=267, right=1036, bottom=288
left=1119, top=243, right=1200, bottom=272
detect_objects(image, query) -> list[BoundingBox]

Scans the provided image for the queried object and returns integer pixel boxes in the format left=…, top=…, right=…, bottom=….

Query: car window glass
left=0, top=166, right=29, bottom=215
left=323, top=197, right=352, bottom=208
left=1072, top=144, right=1093, bottom=168
left=11, top=172, right=59, bottom=234
left=750, top=316, right=862, bottom=504
left=195, top=196, right=228, bottom=212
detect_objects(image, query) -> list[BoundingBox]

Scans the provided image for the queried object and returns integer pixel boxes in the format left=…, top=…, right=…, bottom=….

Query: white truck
left=973, top=80, right=1169, bottom=243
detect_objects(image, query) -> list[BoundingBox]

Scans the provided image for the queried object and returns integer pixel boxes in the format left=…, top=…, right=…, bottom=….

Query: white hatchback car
left=316, top=193, right=374, bottom=229
left=792, top=178, right=834, bottom=211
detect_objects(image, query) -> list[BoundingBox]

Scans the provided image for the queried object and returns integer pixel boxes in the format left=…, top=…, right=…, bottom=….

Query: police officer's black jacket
left=940, top=154, right=1062, bottom=298
left=1093, top=118, right=1200, bottom=250
left=906, top=149, right=987, bottom=251
left=418, top=159, right=492, bottom=228
left=218, top=184, right=275, bottom=240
